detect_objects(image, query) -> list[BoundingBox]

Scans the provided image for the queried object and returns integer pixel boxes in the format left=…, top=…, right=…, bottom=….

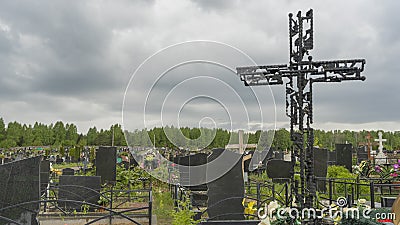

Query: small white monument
left=375, top=131, right=387, bottom=165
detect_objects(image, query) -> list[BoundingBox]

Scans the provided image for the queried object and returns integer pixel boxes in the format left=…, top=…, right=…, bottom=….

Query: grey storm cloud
left=0, top=0, right=399, bottom=133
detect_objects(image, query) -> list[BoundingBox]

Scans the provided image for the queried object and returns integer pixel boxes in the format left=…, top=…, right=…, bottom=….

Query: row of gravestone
left=0, top=147, right=121, bottom=225
left=173, top=144, right=356, bottom=221
left=174, top=148, right=270, bottom=221
left=0, top=145, right=356, bottom=224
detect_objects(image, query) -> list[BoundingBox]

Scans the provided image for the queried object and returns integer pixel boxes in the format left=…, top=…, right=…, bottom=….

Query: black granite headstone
left=58, top=175, right=101, bottom=211
left=62, top=168, right=74, bottom=176
left=336, top=144, right=353, bottom=172
left=96, top=147, right=117, bottom=184
left=55, top=158, right=63, bottom=164
left=40, top=160, right=50, bottom=195
left=357, top=146, right=368, bottom=164
left=266, top=159, right=292, bottom=179
left=0, top=157, right=40, bottom=224
left=274, top=151, right=284, bottom=160
left=178, top=153, right=208, bottom=191
left=314, top=148, right=328, bottom=192
left=207, top=149, right=244, bottom=220
left=328, top=150, right=336, bottom=165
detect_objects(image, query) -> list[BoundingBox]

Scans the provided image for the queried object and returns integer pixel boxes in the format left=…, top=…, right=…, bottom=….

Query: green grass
left=52, top=162, right=85, bottom=169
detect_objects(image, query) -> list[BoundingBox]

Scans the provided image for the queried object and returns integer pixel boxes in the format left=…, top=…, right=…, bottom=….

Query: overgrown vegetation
left=153, top=184, right=199, bottom=225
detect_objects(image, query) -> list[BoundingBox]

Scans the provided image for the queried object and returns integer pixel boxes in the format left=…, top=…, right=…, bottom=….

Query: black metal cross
left=237, top=9, right=366, bottom=210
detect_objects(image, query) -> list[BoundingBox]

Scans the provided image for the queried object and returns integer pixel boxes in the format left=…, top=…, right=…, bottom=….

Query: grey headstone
left=96, top=147, right=117, bottom=184
left=0, top=156, right=40, bottom=224
left=207, top=149, right=244, bottom=220
left=314, top=148, right=328, bottom=192
left=336, top=144, right=353, bottom=172
left=62, top=168, right=74, bottom=176
left=267, top=159, right=292, bottom=179
left=58, top=175, right=101, bottom=211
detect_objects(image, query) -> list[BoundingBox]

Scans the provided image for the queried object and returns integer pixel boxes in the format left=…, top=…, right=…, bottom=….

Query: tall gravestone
left=0, top=156, right=41, bottom=225
left=313, top=148, right=328, bottom=192
left=207, top=149, right=244, bottom=220
left=58, top=176, right=101, bottom=211
left=177, top=153, right=208, bottom=191
left=96, top=147, right=117, bottom=184
left=336, top=144, right=353, bottom=172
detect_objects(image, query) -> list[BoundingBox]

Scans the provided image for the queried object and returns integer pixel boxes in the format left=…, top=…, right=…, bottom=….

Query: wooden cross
left=225, top=130, right=257, bottom=180
left=225, top=130, right=257, bottom=155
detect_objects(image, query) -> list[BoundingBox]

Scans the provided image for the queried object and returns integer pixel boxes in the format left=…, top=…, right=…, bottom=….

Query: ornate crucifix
left=236, top=9, right=366, bottom=210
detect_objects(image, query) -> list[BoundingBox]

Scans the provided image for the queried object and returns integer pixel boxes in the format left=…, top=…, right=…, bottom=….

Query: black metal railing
left=316, top=177, right=400, bottom=208
left=0, top=181, right=153, bottom=225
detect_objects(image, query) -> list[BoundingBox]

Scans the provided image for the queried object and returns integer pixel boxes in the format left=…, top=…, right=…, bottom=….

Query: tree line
left=0, top=118, right=126, bottom=148
left=1, top=117, right=400, bottom=150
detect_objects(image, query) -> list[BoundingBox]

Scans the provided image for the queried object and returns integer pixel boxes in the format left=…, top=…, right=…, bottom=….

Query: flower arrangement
left=373, top=159, right=400, bottom=179
left=353, top=160, right=374, bottom=177
left=354, top=159, right=400, bottom=180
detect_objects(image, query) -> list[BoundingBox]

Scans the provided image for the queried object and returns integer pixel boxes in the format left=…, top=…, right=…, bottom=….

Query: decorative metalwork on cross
left=237, top=9, right=366, bottom=210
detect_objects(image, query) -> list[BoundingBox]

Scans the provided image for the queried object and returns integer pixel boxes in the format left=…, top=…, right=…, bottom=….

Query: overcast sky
left=0, top=0, right=399, bottom=134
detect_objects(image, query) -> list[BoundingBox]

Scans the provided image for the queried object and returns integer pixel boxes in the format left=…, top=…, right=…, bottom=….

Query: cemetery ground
left=2, top=145, right=400, bottom=225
